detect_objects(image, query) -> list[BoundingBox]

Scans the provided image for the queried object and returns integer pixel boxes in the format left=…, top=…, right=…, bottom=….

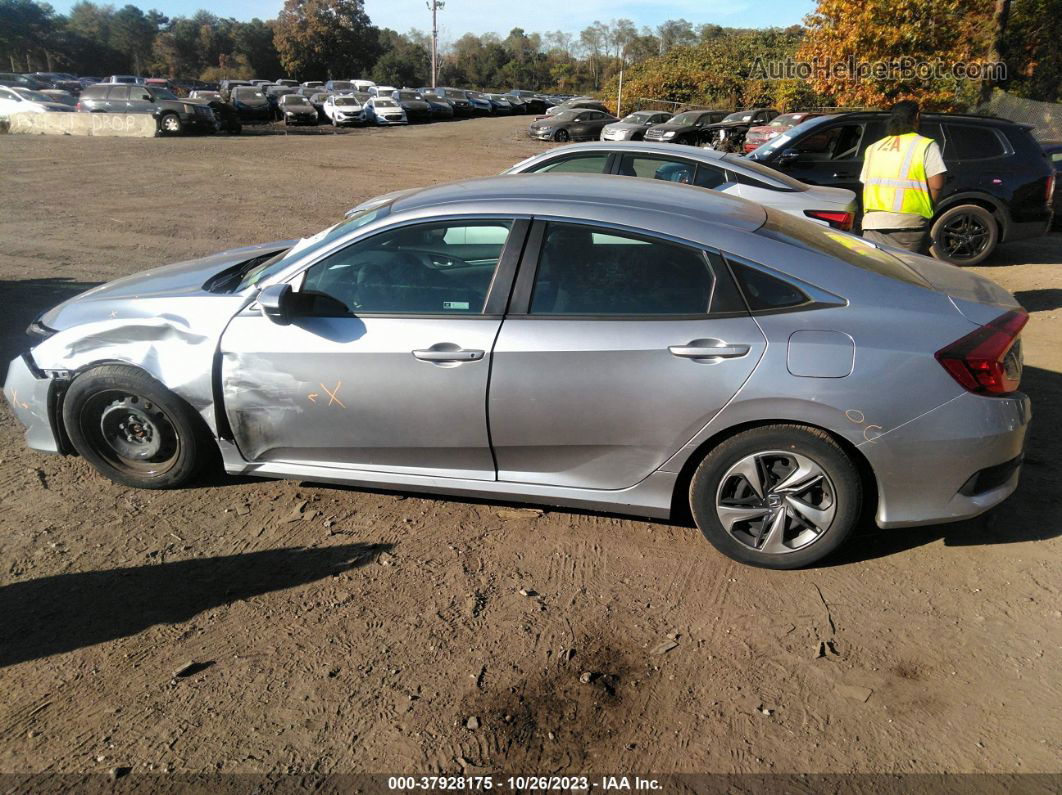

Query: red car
left=743, top=112, right=820, bottom=153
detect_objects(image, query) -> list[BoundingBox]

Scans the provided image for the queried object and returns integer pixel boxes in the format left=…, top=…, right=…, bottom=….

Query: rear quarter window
left=757, top=209, right=929, bottom=288
left=946, top=124, right=1007, bottom=159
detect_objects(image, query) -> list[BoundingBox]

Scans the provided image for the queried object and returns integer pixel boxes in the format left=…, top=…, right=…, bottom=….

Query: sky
left=50, top=0, right=817, bottom=41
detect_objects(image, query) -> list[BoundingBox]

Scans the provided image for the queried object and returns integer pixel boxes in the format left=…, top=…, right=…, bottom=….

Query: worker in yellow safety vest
left=860, top=100, right=947, bottom=254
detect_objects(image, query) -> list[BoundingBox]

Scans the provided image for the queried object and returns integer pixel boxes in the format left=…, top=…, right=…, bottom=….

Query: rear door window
left=106, top=85, right=130, bottom=100
left=946, top=124, right=1006, bottom=159
left=529, top=222, right=716, bottom=316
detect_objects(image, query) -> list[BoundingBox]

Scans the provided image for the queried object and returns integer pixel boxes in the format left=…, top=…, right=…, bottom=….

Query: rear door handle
left=412, top=348, right=484, bottom=362
left=669, top=343, right=750, bottom=359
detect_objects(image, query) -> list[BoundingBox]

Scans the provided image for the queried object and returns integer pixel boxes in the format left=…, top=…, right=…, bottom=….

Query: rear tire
left=689, top=425, right=862, bottom=569
left=930, top=204, right=999, bottom=266
left=63, top=365, right=209, bottom=490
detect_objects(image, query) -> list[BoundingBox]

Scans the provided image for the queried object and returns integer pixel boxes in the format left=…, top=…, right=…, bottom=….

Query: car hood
left=39, top=240, right=294, bottom=331
left=648, top=123, right=694, bottom=132
left=400, top=100, right=430, bottom=109
left=604, top=122, right=646, bottom=131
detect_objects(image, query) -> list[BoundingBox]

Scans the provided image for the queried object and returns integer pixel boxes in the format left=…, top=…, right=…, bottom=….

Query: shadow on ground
left=0, top=543, right=391, bottom=668
left=1015, top=288, right=1062, bottom=312
left=985, top=234, right=1062, bottom=266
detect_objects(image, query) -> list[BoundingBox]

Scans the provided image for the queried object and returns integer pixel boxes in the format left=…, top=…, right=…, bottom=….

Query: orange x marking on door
left=321, top=381, right=346, bottom=409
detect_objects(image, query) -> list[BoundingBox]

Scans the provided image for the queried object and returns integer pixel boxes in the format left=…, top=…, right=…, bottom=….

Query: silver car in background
left=507, top=141, right=859, bottom=231
left=5, top=176, right=1029, bottom=568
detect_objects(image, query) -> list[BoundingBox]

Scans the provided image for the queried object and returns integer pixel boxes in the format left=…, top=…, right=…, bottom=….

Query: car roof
left=801, top=111, right=1023, bottom=129
left=512, top=141, right=805, bottom=190
left=388, top=174, right=767, bottom=233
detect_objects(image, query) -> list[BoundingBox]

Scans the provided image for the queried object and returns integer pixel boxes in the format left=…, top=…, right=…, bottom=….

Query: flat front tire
left=689, top=425, right=862, bottom=569
left=62, top=365, right=208, bottom=490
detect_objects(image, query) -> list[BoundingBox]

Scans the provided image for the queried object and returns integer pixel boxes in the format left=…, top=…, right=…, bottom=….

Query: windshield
left=335, top=97, right=359, bottom=106
left=233, top=88, right=266, bottom=100
left=330, top=81, right=352, bottom=90
left=397, top=91, right=420, bottom=100
left=153, top=88, right=178, bottom=100
left=621, top=112, right=654, bottom=123
left=670, top=112, right=700, bottom=125
left=374, top=99, right=397, bottom=107
left=13, top=88, right=51, bottom=102
left=770, top=113, right=805, bottom=126
left=552, top=110, right=579, bottom=121
left=747, top=118, right=827, bottom=160
left=724, top=111, right=753, bottom=123
left=281, top=95, right=309, bottom=105
left=239, top=204, right=391, bottom=290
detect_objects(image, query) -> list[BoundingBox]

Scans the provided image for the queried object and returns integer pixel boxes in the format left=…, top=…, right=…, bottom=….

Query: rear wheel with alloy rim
left=930, top=204, right=999, bottom=266
left=689, top=425, right=862, bottom=568
left=63, top=365, right=209, bottom=489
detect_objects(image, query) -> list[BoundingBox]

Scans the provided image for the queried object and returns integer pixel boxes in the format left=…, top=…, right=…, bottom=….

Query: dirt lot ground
left=0, top=116, right=1059, bottom=781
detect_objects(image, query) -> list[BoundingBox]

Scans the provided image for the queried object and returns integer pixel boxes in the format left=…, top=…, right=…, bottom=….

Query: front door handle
left=669, top=343, right=750, bottom=359
left=412, top=347, right=484, bottom=362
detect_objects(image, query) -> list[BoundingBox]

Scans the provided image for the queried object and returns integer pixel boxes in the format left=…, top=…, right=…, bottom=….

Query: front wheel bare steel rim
left=715, top=450, right=837, bottom=554
left=81, top=390, right=181, bottom=478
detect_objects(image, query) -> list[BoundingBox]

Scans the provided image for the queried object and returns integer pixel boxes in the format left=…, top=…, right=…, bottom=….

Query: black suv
left=78, top=83, right=217, bottom=134
left=644, top=109, right=728, bottom=145
left=748, top=111, right=1055, bottom=265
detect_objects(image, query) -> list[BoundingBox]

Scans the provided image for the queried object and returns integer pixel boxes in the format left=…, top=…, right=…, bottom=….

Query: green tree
left=273, top=0, right=380, bottom=80
left=1001, top=0, right=1062, bottom=101
left=371, top=28, right=428, bottom=86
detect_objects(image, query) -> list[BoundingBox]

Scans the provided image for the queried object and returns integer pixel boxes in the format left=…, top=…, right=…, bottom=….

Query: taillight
left=1047, top=173, right=1056, bottom=205
left=76, top=101, right=82, bottom=111
left=935, top=309, right=1028, bottom=395
left=804, top=209, right=854, bottom=231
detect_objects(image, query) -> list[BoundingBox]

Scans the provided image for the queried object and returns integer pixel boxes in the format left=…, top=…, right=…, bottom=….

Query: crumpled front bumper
left=4, top=353, right=63, bottom=454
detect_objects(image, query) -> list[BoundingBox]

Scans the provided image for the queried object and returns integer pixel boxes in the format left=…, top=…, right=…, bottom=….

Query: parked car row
left=525, top=102, right=1055, bottom=266
left=2, top=69, right=573, bottom=134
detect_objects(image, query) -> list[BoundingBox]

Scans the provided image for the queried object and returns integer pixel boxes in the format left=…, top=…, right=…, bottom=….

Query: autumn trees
left=273, top=0, right=380, bottom=80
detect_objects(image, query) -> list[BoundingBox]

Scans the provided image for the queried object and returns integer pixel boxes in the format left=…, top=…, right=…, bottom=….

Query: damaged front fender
left=28, top=294, right=249, bottom=438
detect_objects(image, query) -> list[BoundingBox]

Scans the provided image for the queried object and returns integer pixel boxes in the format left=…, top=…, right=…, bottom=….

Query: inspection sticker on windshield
left=443, top=301, right=470, bottom=310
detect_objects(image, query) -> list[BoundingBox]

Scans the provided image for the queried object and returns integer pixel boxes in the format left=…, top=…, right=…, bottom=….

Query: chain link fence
left=974, top=90, right=1062, bottom=142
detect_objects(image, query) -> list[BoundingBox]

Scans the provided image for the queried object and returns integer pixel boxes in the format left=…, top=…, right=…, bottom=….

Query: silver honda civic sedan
left=506, top=141, right=859, bottom=232
left=5, top=175, right=1030, bottom=568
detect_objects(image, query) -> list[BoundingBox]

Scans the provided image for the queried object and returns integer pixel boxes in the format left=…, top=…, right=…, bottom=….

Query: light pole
left=426, top=0, right=445, bottom=89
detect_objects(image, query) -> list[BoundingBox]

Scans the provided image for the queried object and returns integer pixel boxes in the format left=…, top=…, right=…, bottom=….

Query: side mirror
left=258, top=283, right=292, bottom=325
left=777, top=149, right=799, bottom=165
